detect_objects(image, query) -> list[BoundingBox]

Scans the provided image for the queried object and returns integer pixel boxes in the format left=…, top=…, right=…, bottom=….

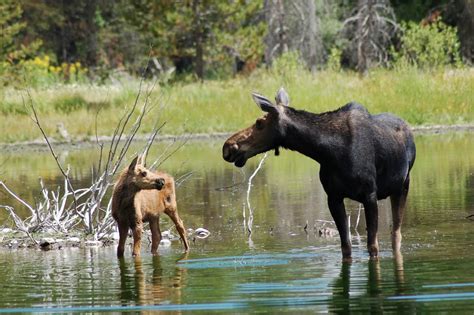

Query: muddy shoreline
left=1, top=125, right=473, bottom=153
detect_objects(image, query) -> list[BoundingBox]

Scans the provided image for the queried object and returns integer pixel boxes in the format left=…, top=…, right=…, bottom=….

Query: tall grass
left=0, top=67, right=472, bottom=144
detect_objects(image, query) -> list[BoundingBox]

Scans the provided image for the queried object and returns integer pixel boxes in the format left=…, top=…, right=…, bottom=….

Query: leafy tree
left=0, top=0, right=40, bottom=86
left=123, top=0, right=265, bottom=79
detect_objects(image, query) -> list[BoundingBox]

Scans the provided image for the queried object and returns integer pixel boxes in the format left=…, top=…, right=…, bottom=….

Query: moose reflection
left=223, top=88, right=416, bottom=259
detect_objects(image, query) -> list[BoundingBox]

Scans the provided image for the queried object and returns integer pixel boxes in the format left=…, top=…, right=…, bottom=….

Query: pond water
left=0, top=132, right=473, bottom=313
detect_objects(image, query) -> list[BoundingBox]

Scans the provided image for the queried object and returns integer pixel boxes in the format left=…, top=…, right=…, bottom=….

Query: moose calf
left=112, top=155, right=189, bottom=257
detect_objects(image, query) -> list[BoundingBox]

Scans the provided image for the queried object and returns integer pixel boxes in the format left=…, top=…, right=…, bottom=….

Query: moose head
left=222, top=88, right=290, bottom=167
left=127, top=154, right=165, bottom=190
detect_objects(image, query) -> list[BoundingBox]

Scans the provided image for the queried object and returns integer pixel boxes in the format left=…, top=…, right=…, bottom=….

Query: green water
left=0, top=132, right=473, bottom=313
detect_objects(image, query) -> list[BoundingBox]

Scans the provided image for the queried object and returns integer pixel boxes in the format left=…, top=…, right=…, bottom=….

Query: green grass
left=0, top=67, right=473, bottom=144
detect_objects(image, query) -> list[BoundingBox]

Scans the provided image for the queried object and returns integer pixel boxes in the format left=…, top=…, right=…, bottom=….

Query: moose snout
left=223, top=143, right=239, bottom=161
left=155, top=178, right=165, bottom=190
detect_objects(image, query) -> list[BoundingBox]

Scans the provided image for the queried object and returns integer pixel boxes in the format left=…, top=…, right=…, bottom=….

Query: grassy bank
left=1, top=67, right=473, bottom=144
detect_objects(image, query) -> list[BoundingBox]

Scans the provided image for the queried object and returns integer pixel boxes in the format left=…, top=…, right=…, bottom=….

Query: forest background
left=1, top=0, right=473, bottom=144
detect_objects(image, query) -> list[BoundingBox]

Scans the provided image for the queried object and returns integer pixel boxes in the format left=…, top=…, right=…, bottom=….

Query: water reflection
left=327, top=254, right=408, bottom=313
left=0, top=133, right=473, bottom=312
left=118, top=254, right=188, bottom=310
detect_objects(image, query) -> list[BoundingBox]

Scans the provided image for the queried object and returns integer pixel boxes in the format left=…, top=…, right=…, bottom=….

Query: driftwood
left=0, top=74, right=189, bottom=244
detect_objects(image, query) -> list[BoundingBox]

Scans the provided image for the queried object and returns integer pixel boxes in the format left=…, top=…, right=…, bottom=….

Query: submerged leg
left=149, top=218, right=162, bottom=255
left=165, top=209, right=189, bottom=252
left=117, top=222, right=129, bottom=258
left=363, top=193, right=379, bottom=258
left=328, top=196, right=351, bottom=259
left=131, top=222, right=143, bottom=257
left=390, top=174, right=410, bottom=253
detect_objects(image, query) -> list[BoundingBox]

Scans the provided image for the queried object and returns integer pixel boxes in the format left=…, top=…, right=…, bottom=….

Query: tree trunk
left=455, top=0, right=474, bottom=64
left=84, top=0, right=98, bottom=67
left=264, top=0, right=288, bottom=66
left=193, top=0, right=204, bottom=79
left=356, top=0, right=374, bottom=75
left=299, top=0, right=324, bottom=71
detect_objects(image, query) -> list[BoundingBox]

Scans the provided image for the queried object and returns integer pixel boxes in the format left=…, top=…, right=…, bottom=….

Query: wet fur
left=112, top=160, right=189, bottom=257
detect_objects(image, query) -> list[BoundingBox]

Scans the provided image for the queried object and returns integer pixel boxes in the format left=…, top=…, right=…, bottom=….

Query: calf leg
left=165, top=209, right=189, bottom=252
left=131, top=222, right=143, bottom=257
left=117, top=222, right=129, bottom=258
left=363, top=193, right=379, bottom=258
left=328, top=196, right=351, bottom=259
left=390, top=174, right=410, bottom=253
left=149, top=218, right=162, bottom=255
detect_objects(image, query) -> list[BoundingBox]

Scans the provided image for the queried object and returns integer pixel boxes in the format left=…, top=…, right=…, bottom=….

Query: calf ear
left=138, top=153, right=147, bottom=167
left=275, top=87, right=289, bottom=107
left=128, top=156, right=139, bottom=172
left=252, top=92, right=278, bottom=113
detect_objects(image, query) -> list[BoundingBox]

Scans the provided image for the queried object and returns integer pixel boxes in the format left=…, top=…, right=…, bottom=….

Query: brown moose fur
left=112, top=155, right=189, bottom=257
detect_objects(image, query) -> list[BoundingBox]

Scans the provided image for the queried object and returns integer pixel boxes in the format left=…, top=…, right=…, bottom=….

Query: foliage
left=327, top=47, right=342, bottom=72
left=17, top=56, right=88, bottom=87
left=1, top=67, right=472, bottom=144
left=391, top=18, right=462, bottom=69
left=121, top=0, right=265, bottom=79
left=0, top=0, right=41, bottom=87
left=316, top=0, right=351, bottom=53
left=53, top=94, right=88, bottom=114
left=270, top=51, right=306, bottom=79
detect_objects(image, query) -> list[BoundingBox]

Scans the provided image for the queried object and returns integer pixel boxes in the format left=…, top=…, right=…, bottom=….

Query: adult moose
left=222, top=88, right=416, bottom=259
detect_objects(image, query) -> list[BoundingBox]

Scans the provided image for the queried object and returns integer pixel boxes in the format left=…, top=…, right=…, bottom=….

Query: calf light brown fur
left=112, top=155, right=189, bottom=258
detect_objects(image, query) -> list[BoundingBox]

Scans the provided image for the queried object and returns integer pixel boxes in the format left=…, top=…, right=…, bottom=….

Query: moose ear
left=128, top=156, right=139, bottom=172
left=139, top=153, right=147, bottom=167
left=275, top=87, right=289, bottom=107
left=252, top=92, right=278, bottom=113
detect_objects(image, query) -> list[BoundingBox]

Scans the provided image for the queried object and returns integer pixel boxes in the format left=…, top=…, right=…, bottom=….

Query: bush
left=53, top=94, right=88, bottom=113
left=391, top=18, right=462, bottom=69
left=327, top=47, right=342, bottom=72
left=270, top=51, right=306, bottom=82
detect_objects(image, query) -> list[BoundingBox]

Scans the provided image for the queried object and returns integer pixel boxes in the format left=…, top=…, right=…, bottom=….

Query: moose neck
left=113, top=174, right=141, bottom=208
left=279, top=108, right=345, bottom=164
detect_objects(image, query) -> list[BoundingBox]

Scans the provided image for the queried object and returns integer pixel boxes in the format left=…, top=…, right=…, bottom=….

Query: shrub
left=270, top=51, right=306, bottom=83
left=391, top=18, right=462, bottom=69
left=327, top=47, right=342, bottom=72
left=53, top=94, right=88, bottom=113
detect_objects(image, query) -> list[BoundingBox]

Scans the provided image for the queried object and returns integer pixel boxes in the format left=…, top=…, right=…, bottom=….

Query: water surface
left=0, top=132, right=473, bottom=313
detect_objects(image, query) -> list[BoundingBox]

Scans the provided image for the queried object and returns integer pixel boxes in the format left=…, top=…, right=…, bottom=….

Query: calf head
left=127, top=155, right=165, bottom=190
left=223, top=88, right=289, bottom=167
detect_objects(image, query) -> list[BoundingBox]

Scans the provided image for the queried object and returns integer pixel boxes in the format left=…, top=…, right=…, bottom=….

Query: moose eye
left=255, top=119, right=264, bottom=130
left=140, top=171, right=147, bottom=177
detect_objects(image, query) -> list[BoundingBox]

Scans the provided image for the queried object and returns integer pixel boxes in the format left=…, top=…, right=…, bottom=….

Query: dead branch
left=23, top=91, right=81, bottom=218
left=245, top=153, right=268, bottom=234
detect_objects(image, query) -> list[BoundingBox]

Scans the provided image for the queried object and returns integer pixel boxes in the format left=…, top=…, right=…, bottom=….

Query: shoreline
left=1, top=124, right=473, bottom=153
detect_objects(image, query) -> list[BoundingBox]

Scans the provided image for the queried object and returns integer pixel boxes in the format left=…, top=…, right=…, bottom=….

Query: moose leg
left=328, top=196, right=351, bottom=259
left=149, top=218, right=162, bottom=255
left=131, top=222, right=143, bottom=257
left=390, top=174, right=410, bottom=253
left=117, top=222, right=129, bottom=258
left=165, top=209, right=190, bottom=252
left=363, top=193, right=379, bottom=258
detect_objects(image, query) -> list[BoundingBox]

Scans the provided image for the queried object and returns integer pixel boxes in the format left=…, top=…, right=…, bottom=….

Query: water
left=0, top=132, right=473, bottom=313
